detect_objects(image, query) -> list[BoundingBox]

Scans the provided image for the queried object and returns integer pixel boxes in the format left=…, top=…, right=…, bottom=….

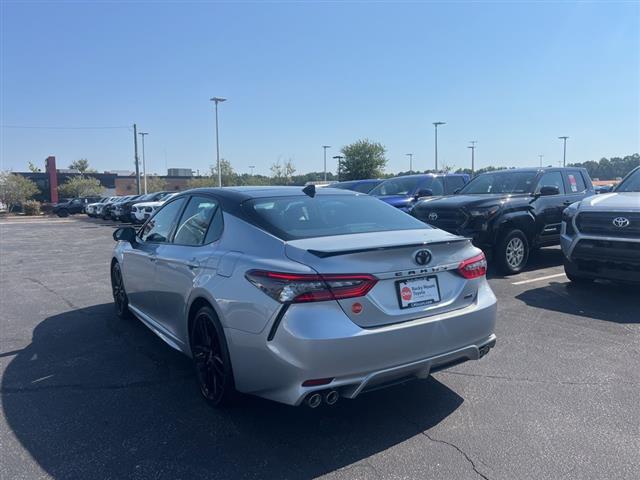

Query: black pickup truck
left=411, top=167, right=595, bottom=274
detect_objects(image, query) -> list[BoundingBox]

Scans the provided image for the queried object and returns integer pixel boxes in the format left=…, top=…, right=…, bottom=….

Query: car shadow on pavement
left=515, top=281, right=639, bottom=324
left=2, top=303, right=463, bottom=479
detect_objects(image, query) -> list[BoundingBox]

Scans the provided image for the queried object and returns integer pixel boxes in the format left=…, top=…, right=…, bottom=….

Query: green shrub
left=22, top=200, right=41, bottom=216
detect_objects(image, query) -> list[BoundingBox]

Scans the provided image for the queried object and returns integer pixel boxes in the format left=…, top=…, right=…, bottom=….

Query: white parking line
left=512, top=272, right=566, bottom=285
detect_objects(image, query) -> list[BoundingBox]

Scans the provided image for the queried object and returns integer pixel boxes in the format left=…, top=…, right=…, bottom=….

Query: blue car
left=369, top=173, right=470, bottom=212
left=330, top=179, right=383, bottom=193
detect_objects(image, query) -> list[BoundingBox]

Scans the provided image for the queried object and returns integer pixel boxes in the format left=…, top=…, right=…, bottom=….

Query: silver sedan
left=111, top=187, right=497, bottom=407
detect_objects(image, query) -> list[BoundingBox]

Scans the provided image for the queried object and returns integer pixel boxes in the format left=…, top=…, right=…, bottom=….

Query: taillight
left=245, top=270, right=377, bottom=304
left=457, top=252, right=487, bottom=279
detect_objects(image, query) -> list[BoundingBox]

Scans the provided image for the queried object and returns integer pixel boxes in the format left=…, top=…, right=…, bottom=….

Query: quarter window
left=139, top=197, right=186, bottom=243
left=173, top=196, right=220, bottom=246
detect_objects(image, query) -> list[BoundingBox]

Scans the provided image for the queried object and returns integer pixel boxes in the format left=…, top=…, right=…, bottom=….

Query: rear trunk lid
left=285, top=228, right=481, bottom=327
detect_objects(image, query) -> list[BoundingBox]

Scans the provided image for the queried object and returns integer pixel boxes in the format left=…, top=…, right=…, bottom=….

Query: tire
left=190, top=305, right=236, bottom=407
left=110, top=262, right=132, bottom=319
left=57, top=209, right=69, bottom=218
left=563, top=258, right=594, bottom=284
left=496, top=229, right=530, bottom=274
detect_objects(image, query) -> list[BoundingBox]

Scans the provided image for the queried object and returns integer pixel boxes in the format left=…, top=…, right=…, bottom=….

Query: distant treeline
left=567, top=154, right=639, bottom=180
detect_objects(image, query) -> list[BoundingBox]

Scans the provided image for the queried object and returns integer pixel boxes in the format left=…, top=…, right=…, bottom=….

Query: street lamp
left=406, top=153, right=413, bottom=172
left=558, top=136, right=569, bottom=167
left=249, top=165, right=255, bottom=176
left=333, top=155, right=344, bottom=181
left=467, top=141, right=477, bottom=175
left=138, top=131, right=149, bottom=194
left=322, top=145, right=331, bottom=181
left=210, top=97, right=227, bottom=187
left=538, top=154, right=544, bottom=168
left=433, top=122, right=446, bottom=171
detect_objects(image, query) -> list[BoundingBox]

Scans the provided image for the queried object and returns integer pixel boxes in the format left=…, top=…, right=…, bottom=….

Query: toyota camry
left=111, top=186, right=497, bottom=407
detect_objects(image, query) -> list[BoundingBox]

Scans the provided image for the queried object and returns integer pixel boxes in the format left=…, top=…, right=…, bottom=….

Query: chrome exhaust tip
left=306, top=392, right=322, bottom=408
left=324, top=390, right=339, bottom=405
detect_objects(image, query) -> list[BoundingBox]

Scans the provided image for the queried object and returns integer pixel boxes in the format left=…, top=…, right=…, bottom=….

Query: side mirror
left=113, top=227, right=137, bottom=244
left=415, top=189, right=433, bottom=199
left=538, top=185, right=560, bottom=196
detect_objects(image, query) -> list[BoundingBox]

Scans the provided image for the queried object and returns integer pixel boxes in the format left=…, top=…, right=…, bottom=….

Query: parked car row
left=84, top=192, right=176, bottom=222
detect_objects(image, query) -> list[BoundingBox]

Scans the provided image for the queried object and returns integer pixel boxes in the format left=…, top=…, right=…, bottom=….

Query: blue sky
left=1, top=1, right=638, bottom=176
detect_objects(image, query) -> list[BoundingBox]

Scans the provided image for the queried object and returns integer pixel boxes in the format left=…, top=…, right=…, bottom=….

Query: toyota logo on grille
left=428, top=212, right=438, bottom=222
left=414, top=249, right=432, bottom=266
left=612, top=217, right=630, bottom=228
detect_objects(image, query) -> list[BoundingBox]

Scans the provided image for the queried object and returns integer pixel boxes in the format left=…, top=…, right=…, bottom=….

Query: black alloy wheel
left=191, top=306, right=235, bottom=407
left=110, top=263, right=131, bottom=318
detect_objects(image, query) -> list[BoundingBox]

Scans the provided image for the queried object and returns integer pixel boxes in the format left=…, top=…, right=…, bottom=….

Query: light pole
left=322, top=145, right=331, bottom=181
left=433, top=122, right=445, bottom=171
left=249, top=165, right=255, bottom=176
left=467, top=141, right=477, bottom=174
left=406, top=153, right=413, bottom=172
left=558, top=136, right=569, bottom=167
left=333, top=155, right=344, bottom=181
left=138, top=131, right=149, bottom=194
left=538, top=154, right=544, bottom=168
left=210, top=97, right=227, bottom=187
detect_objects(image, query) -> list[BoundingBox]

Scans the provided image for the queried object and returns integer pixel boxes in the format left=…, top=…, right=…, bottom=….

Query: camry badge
left=612, top=217, right=630, bottom=228
left=428, top=212, right=438, bottom=222
left=414, top=249, right=432, bottom=266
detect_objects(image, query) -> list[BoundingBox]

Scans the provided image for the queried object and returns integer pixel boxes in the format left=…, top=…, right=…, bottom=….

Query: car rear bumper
left=225, top=281, right=497, bottom=406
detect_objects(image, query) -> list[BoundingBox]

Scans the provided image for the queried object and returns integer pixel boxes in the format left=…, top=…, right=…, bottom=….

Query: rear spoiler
left=307, top=238, right=469, bottom=258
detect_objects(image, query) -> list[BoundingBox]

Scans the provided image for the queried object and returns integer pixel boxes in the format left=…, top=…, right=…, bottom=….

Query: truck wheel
left=496, top=229, right=529, bottom=274
left=57, top=209, right=69, bottom=218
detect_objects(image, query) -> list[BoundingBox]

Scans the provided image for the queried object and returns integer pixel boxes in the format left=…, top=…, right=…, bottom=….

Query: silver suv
left=561, top=166, right=640, bottom=284
left=111, top=187, right=497, bottom=407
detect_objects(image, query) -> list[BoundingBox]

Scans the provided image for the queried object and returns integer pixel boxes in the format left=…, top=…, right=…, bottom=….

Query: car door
left=533, top=171, right=566, bottom=243
left=152, top=195, right=223, bottom=341
left=121, top=197, right=187, bottom=317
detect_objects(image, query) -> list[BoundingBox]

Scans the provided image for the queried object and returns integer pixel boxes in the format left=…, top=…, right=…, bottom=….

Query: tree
left=28, top=161, right=41, bottom=173
left=568, top=154, right=639, bottom=180
left=68, top=159, right=95, bottom=173
left=58, top=176, right=104, bottom=198
left=339, top=139, right=388, bottom=181
left=270, top=159, right=297, bottom=185
left=187, top=159, right=236, bottom=188
left=0, top=171, right=40, bottom=211
left=144, top=176, right=168, bottom=193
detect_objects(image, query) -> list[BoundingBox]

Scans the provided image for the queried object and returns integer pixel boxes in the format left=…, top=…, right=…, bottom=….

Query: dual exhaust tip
left=306, top=390, right=339, bottom=408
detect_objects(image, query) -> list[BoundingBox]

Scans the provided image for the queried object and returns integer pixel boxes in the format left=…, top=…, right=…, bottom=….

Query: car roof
left=475, top=167, right=586, bottom=175
left=179, top=186, right=359, bottom=202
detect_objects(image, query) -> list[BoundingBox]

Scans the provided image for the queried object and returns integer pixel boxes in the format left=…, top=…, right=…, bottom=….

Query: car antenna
left=302, top=184, right=316, bottom=198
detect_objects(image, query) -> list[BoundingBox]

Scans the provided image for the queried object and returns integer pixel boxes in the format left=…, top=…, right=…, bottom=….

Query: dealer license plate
left=396, top=276, right=441, bottom=309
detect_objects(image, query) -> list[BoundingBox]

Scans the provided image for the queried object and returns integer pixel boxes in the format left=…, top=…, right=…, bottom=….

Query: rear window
left=369, top=177, right=426, bottom=196
left=243, top=194, right=428, bottom=240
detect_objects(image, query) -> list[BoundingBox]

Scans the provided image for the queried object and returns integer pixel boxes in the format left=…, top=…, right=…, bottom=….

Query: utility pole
left=138, top=132, right=149, bottom=194
left=433, top=122, right=445, bottom=171
left=249, top=165, right=255, bottom=176
left=322, top=145, right=331, bottom=181
left=538, top=154, right=544, bottom=168
left=333, top=155, right=344, bottom=181
left=406, top=153, right=413, bottom=172
left=210, top=97, right=227, bottom=187
left=467, top=141, right=477, bottom=174
left=133, top=123, right=140, bottom=194
left=558, top=136, right=569, bottom=167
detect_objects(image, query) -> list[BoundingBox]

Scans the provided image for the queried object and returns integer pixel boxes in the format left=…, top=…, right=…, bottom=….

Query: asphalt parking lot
left=1, top=216, right=638, bottom=480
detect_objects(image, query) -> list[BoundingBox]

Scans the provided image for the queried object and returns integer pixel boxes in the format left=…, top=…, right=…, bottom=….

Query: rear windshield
left=459, top=171, right=537, bottom=194
left=243, top=194, right=428, bottom=240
